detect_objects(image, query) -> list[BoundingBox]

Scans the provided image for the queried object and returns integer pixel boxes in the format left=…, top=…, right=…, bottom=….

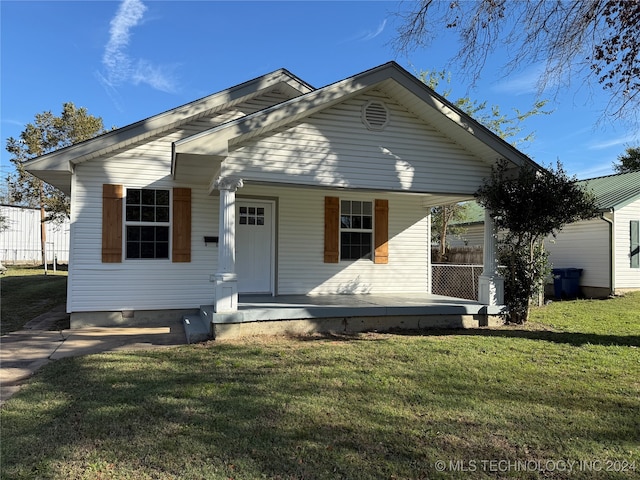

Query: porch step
left=182, top=313, right=211, bottom=344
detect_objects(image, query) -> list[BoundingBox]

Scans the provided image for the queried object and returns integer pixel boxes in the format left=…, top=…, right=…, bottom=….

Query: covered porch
left=183, top=293, right=506, bottom=342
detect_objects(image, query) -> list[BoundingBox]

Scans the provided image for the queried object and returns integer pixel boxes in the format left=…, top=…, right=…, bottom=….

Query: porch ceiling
left=172, top=152, right=223, bottom=185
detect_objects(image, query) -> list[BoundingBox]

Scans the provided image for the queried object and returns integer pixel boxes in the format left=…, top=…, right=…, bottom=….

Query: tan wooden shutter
left=102, top=184, right=123, bottom=263
left=172, top=188, right=191, bottom=262
left=374, top=199, right=389, bottom=264
left=324, top=196, right=339, bottom=263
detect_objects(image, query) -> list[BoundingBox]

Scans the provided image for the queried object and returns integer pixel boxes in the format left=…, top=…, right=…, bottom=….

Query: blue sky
left=1, top=0, right=638, bottom=184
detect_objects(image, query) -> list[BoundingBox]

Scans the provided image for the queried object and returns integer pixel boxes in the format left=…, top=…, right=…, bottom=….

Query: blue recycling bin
left=552, top=268, right=583, bottom=299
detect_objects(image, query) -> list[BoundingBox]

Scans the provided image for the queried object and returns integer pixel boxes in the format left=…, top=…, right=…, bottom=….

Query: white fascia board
left=381, top=64, right=542, bottom=171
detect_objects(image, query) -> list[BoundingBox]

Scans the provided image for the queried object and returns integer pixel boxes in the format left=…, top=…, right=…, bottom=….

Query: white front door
left=236, top=200, right=274, bottom=294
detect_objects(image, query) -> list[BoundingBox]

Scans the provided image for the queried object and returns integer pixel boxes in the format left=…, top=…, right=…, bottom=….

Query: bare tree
left=394, top=0, right=640, bottom=124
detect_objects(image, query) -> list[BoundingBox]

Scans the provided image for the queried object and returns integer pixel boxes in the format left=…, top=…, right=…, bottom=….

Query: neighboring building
left=440, top=171, right=640, bottom=298
left=25, top=62, right=541, bottom=330
left=546, top=171, right=640, bottom=297
left=0, top=204, right=70, bottom=265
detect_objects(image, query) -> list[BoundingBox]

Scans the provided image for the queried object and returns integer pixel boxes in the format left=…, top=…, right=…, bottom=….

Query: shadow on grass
left=286, top=327, right=640, bottom=348
left=3, top=337, right=639, bottom=479
left=389, top=327, right=640, bottom=347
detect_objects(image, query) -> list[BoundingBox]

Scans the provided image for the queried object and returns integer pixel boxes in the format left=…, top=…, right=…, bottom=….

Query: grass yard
left=0, top=265, right=68, bottom=335
left=1, top=294, right=639, bottom=479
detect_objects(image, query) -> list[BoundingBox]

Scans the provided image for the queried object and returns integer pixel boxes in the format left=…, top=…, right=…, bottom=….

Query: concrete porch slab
left=206, top=293, right=505, bottom=324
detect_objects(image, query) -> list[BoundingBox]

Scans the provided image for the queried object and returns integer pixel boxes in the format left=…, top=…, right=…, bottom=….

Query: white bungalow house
left=25, top=62, right=542, bottom=338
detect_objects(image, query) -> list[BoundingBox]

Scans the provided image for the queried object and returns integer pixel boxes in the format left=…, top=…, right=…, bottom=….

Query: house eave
left=24, top=68, right=315, bottom=179
left=172, top=61, right=542, bottom=173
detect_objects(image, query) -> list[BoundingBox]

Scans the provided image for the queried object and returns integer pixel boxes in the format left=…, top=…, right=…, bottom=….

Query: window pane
left=126, top=206, right=140, bottom=222
left=363, top=216, right=372, bottom=229
left=341, top=200, right=350, bottom=214
left=239, top=216, right=247, bottom=225
left=240, top=207, right=247, bottom=214
left=353, top=201, right=361, bottom=214
left=156, top=226, right=169, bottom=242
left=156, top=242, right=169, bottom=259
left=341, top=216, right=350, bottom=228
left=141, top=242, right=155, bottom=258
left=257, top=217, right=264, bottom=226
left=127, top=242, right=140, bottom=259
left=257, top=208, right=264, bottom=215
left=141, top=206, right=155, bottom=222
left=352, top=216, right=362, bottom=229
left=126, top=189, right=141, bottom=205
left=156, top=190, right=169, bottom=205
left=249, top=207, right=255, bottom=214
left=127, top=226, right=140, bottom=241
left=363, top=202, right=372, bottom=215
left=141, top=226, right=155, bottom=241
left=142, top=189, right=155, bottom=205
left=248, top=217, right=255, bottom=225
left=156, top=206, right=169, bottom=222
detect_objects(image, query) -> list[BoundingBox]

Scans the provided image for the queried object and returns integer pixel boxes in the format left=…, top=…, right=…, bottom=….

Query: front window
left=340, top=200, right=372, bottom=260
left=125, top=188, right=170, bottom=259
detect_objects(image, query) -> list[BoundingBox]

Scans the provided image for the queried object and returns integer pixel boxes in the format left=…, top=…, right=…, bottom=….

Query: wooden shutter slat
left=374, top=199, right=389, bottom=264
left=324, top=196, right=339, bottom=263
left=173, top=188, right=191, bottom=262
left=631, top=220, right=639, bottom=269
left=102, top=184, right=123, bottom=263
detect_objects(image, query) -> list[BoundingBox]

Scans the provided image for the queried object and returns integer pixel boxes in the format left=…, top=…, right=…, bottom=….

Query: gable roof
left=26, top=61, right=544, bottom=194
left=24, top=68, right=314, bottom=194
left=173, top=62, right=541, bottom=177
left=578, top=170, right=640, bottom=211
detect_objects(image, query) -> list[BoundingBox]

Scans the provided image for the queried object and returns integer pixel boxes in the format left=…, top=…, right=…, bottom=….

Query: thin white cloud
left=340, top=18, right=387, bottom=44
left=588, top=134, right=639, bottom=150
left=491, top=64, right=544, bottom=96
left=100, top=0, right=177, bottom=94
left=361, top=19, right=387, bottom=41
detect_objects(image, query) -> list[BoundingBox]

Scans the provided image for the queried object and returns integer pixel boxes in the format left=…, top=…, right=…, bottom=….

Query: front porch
left=183, top=293, right=506, bottom=342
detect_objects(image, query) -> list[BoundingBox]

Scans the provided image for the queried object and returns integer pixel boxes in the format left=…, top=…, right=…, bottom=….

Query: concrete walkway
left=0, top=307, right=187, bottom=406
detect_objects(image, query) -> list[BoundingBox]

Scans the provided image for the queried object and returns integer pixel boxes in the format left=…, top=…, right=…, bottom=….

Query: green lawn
left=0, top=266, right=68, bottom=334
left=1, top=294, right=638, bottom=479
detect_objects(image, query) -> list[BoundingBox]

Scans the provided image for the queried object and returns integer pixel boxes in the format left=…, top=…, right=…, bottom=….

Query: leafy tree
left=395, top=1, right=640, bottom=123
left=6, top=102, right=106, bottom=264
left=431, top=203, right=470, bottom=262
left=6, top=103, right=106, bottom=221
left=475, top=159, right=599, bottom=324
left=613, top=146, right=640, bottom=173
left=423, top=70, right=550, bottom=260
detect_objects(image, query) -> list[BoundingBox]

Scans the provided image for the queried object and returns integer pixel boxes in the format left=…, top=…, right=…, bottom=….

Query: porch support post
left=213, top=176, right=243, bottom=313
left=478, top=209, right=504, bottom=305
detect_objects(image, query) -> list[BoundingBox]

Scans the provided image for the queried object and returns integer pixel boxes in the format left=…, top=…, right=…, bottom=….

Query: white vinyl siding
left=69, top=159, right=218, bottom=312
left=614, top=199, right=640, bottom=289
left=67, top=90, right=297, bottom=312
left=241, top=185, right=429, bottom=295
left=222, top=92, right=490, bottom=195
left=545, top=218, right=611, bottom=289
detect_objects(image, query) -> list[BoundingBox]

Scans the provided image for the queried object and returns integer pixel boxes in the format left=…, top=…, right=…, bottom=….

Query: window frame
left=123, top=187, right=172, bottom=261
left=339, top=199, right=374, bottom=261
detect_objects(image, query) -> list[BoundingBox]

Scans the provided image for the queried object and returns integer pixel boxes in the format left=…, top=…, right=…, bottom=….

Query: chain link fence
left=432, top=264, right=483, bottom=301
left=1, top=247, right=69, bottom=266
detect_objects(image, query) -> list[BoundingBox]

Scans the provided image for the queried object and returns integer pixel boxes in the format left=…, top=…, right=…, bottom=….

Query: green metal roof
left=578, top=170, right=640, bottom=211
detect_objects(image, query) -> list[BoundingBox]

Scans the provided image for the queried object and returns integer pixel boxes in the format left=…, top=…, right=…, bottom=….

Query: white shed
left=0, top=204, right=70, bottom=265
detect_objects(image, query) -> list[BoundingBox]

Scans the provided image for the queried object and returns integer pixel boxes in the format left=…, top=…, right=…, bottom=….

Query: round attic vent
left=362, top=100, right=389, bottom=131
